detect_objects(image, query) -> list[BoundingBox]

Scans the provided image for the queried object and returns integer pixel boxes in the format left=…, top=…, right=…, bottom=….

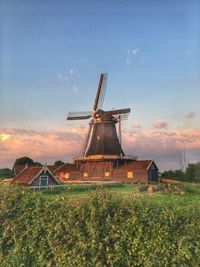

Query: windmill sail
left=67, top=111, right=92, bottom=120
left=93, top=73, right=107, bottom=111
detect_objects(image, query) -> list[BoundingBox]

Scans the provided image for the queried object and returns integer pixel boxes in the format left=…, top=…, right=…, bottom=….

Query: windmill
left=67, top=73, right=131, bottom=160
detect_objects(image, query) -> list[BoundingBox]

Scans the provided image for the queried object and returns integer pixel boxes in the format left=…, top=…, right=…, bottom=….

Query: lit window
left=105, top=172, right=110, bottom=177
left=83, top=172, right=88, bottom=177
left=127, top=171, right=134, bottom=178
left=65, top=173, right=69, bottom=179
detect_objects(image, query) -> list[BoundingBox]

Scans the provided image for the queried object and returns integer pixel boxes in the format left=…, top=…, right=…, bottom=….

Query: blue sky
left=0, top=0, right=199, bottom=170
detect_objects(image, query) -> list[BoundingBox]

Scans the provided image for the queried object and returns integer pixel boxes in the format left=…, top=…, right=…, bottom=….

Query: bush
left=0, top=187, right=199, bottom=266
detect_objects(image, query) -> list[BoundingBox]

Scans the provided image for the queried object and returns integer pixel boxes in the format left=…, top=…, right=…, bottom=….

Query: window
left=64, top=173, right=69, bottom=179
left=127, top=171, right=134, bottom=178
left=83, top=172, right=88, bottom=177
left=39, top=176, right=48, bottom=186
left=105, top=172, right=110, bottom=177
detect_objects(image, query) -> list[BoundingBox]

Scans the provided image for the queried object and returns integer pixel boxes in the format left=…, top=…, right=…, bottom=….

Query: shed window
left=83, top=172, right=88, bottom=177
left=39, top=176, right=48, bottom=186
left=105, top=172, right=110, bottom=177
left=127, top=171, right=134, bottom=178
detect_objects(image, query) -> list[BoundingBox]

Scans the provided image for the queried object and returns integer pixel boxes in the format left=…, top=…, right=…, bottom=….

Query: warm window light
left=65, top=173, right=69, bottom=179
left=105, top=172, right=110, bottom=177
left=127, top=171, right=134, bottom=178
left=83, top=172, right=88, bottom=177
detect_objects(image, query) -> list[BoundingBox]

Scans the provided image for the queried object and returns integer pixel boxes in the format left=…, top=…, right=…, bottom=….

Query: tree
left=54, top=160, right=65, bottom=166
left=186, top=162, right=200, bottom=183
left=161, top=163, right=200, bottom=183
left=13, top=157, right=42, bottom=168
left=0, top=168, right=12, bottom=179
left=14, top=156, right=35, bottom=166
left=161, top=169, right=185, bottom=181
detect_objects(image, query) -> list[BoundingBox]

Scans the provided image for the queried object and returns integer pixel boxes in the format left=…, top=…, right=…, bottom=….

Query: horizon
left=0, top=1, right=199, bottom=171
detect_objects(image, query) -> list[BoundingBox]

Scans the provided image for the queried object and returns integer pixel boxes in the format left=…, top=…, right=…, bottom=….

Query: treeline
left=0, top=188, right=200, bottom=266
left=161, top=162, right=200, bottom=183
left=0, top=157, right=66, bottom=179
left=0, top=169, right=12, bottom=179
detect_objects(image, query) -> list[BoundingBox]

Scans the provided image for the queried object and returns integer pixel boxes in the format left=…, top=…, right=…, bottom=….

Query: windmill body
left=85, top=118, right=124, bottom=157
left=67, top=73, right=131, bottom=160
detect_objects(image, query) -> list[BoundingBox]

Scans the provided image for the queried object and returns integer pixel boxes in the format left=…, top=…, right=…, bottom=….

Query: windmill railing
left=74, top=154, right=138, bottom=162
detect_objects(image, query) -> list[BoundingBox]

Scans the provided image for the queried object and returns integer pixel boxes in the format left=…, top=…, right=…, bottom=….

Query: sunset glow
left=0, top=134, right=10, bottom=141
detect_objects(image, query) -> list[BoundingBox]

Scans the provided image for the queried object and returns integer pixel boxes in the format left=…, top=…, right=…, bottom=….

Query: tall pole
left=119, top=115, right=122, bottom=146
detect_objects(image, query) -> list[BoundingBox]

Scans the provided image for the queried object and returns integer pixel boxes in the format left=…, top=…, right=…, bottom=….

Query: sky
left=0, top=0, right=200, bottom=171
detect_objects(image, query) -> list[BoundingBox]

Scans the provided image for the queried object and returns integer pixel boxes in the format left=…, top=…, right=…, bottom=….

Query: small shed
left=113, top=160, right=158, bottom=183
left=12, top=165, right=60, bottom=187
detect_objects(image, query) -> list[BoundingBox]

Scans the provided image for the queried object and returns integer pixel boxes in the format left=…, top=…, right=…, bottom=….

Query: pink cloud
left=153, top=121, right=167, bottom=129
left=122, top=128, right=200, bottom=170
left=122, top=128, right=200, bottom=160
left=0, top=126, right=200, bottom=171
left=186, top=112, right=195, bottom=119
left=132, top=123, right=141, bottom=129
left=0, top=127, right=87, bottom=168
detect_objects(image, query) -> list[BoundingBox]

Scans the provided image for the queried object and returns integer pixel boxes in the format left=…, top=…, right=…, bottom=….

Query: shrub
left=0, top=187, right=199, bottom=266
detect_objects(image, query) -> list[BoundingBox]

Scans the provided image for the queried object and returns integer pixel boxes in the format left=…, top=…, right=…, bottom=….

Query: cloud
left=0, top=133, right=10, bottom=141
left=132, top=123, right=141, bottom=129
left=126, top=48, right=140, bottom=65
left=58, top=69, right=80, bottom=82
left=0, top=127, right=87, bottom=168
left=69, top=69, right=75, bottom=75
left=1, top=126, right=200, bottom=172
left=122, top=128, right=200, bottom=170
left=132, top=48, right=139, bottom=55
left=186, top=112, right=195, bottom=119
left=72, top=85, right=79, bottom=92
left=58, top=69, right=80, bottom=93
left=153, top=121, right=167, bottom=129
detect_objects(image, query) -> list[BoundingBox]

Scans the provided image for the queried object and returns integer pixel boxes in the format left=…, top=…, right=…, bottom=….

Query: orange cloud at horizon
left=0, top=127, right=200, bottom=169
left=123, top=128, right=200, bottom=152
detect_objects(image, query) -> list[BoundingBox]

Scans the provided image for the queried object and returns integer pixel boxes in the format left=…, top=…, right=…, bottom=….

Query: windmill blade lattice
left=67, top=111, right=93, bottom=120
left=93, top=73, right=107, bottom=111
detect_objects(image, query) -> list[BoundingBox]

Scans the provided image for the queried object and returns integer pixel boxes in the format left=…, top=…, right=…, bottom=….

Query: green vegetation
left=40, top=183, right=139, bottom=198
left=0, top=183, right=199, bottom=266
left=13, top=156, right=42, bottom=166
left=161, top=162, right=200, bottom=183
left=0, top=168, right=12, bottom=179
left=54, top=160, right=65, bottom=166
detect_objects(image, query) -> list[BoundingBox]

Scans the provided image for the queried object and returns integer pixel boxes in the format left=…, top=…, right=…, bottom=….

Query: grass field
left=38, top=182, right=200, bottom=208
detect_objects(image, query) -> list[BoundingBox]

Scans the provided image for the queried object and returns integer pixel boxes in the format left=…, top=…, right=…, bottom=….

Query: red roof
left=12, top=166, right=43, bottom=185
left=47, top=165, right=59, bottom=173
left=12, top=166, right=60, bottom=185
left=118, top=160, right=154, bottom=171
left=13, top=165, right=26, bottom=176
left=55, top=163, right=77, bottom=173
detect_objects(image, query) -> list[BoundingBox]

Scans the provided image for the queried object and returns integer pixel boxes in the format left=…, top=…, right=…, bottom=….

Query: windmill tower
left=67, top=73, right=131, bottom=160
